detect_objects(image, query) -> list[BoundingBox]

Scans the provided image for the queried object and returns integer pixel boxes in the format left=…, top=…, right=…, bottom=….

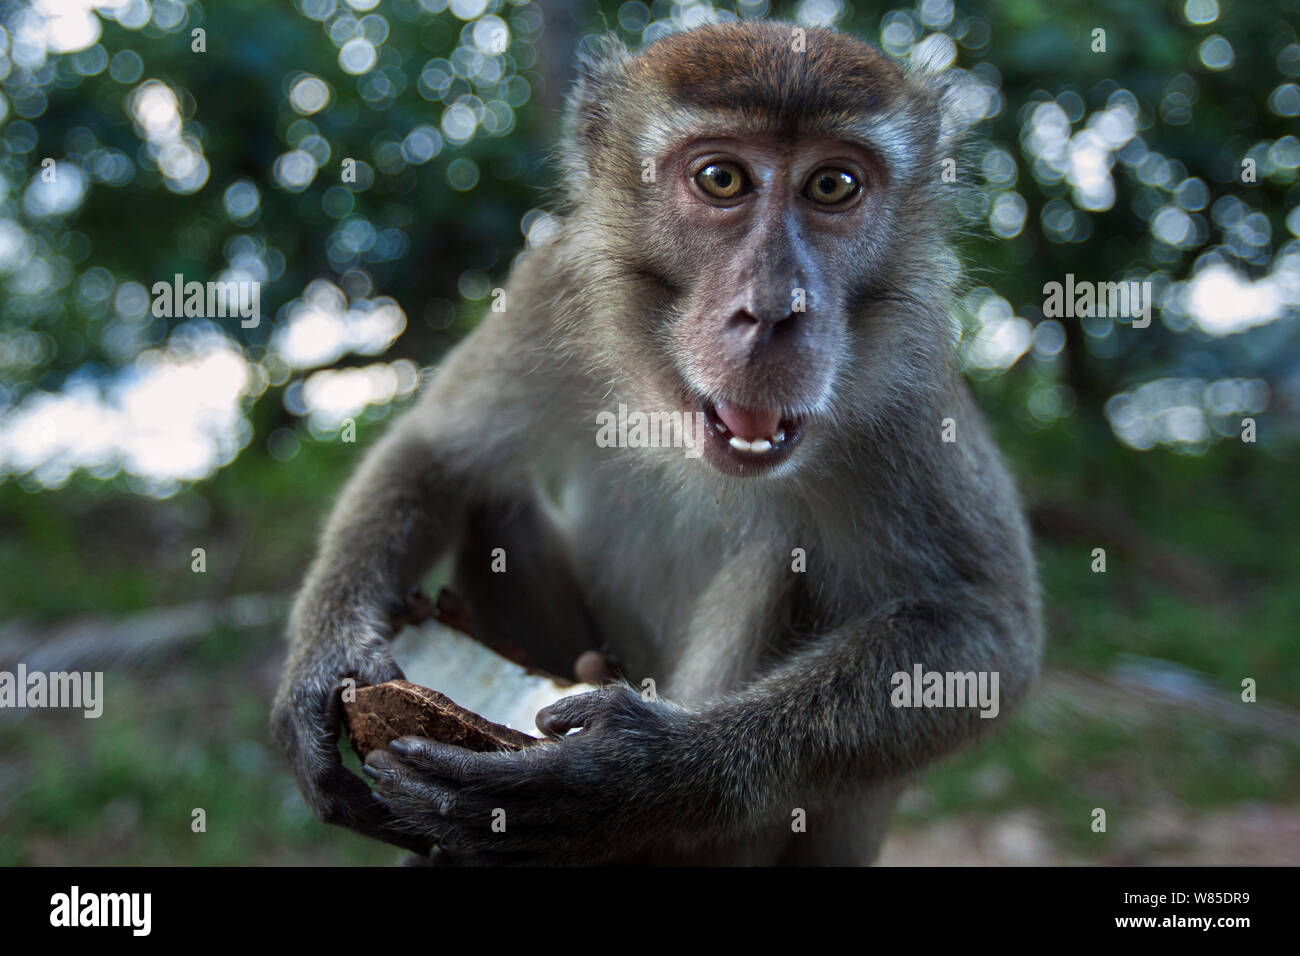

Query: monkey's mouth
left=699, top=400, right=805, bottom=473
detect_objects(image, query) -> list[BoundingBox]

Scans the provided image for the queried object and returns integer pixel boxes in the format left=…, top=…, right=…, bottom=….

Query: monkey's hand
left=270, top=631, right=432, bottom=855
left=362, top=685, right=726, bottom=864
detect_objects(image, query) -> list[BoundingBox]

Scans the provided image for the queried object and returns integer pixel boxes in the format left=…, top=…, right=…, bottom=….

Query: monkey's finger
left=317, top=658, right=405, bottom=747
left=312, top=764, right=434, bottom=855
left=535, top=689, right=611, bottom=736
left=364, top=751, right=464, bottom=819
left=333, top=653, right=407, bottom=704
left=284, top=694, right=427, bottom=855
left=362, top=754, right=522, bottom=855
left=386, top=736, right=513, bottom=783
left=364, top=752, right=571, bottom=861
left=319, top=659, right=406, bottom=744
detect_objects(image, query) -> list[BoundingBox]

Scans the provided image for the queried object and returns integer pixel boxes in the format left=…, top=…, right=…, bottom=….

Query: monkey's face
left=565, top=22, right=952, bottom=480
left=645, top=133, right=892, bottom=477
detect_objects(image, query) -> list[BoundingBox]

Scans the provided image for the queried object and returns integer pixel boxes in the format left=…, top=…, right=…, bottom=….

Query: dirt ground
left=880, top=802, right=1300, bottom=865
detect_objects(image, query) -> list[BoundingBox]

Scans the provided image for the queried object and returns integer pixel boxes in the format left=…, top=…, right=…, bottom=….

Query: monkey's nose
left=726, top=308, right=799, bottom=345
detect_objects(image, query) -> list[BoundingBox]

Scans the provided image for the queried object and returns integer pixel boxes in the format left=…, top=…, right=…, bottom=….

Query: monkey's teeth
left=705, top=401, right=797, bottom=457
left=727, top=435, right=776, bottom=454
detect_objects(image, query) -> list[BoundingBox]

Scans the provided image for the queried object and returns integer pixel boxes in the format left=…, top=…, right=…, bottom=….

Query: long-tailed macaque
left=271, top=21, right=1042, bottom=865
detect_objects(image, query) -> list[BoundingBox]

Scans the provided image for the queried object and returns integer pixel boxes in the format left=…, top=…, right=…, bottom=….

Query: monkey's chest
left=549, top=467, right=794, bottom=696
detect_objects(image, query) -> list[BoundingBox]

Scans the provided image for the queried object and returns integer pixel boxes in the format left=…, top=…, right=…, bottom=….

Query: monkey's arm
left=270, top=418, right=452, bottom=852
left=706, top=592, right=1042, bottom=801
left=270, top=316, right=550, bottom=853
left=363, top=590, right=1040, bottom=863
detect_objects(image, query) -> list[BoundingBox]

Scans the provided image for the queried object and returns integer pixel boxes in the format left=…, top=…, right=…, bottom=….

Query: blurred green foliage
left=0, top=0, right=1296, bottom=473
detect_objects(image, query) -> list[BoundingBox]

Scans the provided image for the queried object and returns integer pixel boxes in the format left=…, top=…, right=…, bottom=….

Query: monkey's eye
left=804, top=168, right=859, bottom=205
left=695, top=162, right=746, bottom=200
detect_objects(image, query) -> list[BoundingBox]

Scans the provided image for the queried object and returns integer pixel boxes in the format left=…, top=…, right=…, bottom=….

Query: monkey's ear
left=560, top=34, right=635, bottom=199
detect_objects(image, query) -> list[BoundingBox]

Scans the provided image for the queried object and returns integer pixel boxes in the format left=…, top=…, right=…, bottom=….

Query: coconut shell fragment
left=343, top=679, right=540, bottom=757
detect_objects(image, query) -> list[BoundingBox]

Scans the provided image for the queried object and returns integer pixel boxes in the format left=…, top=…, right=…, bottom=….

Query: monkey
left=270, top=20, right=1043, bottom=866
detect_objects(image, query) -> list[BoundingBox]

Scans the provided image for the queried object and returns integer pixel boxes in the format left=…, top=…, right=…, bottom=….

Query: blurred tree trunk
left=536, top=0, right=583, bottom=119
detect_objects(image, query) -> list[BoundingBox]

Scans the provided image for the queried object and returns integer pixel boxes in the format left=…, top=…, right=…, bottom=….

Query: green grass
left=0, top=666, right=394, bottom=866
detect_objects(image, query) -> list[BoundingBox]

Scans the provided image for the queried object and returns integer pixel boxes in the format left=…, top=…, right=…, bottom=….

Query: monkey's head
left=559, top=21, right=964, bottom=478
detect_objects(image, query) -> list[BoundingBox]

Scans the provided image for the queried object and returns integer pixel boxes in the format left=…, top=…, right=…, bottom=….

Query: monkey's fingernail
left=389, top=738, right=413, bottom=755
left=361, top=764, right=381, bottom=780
